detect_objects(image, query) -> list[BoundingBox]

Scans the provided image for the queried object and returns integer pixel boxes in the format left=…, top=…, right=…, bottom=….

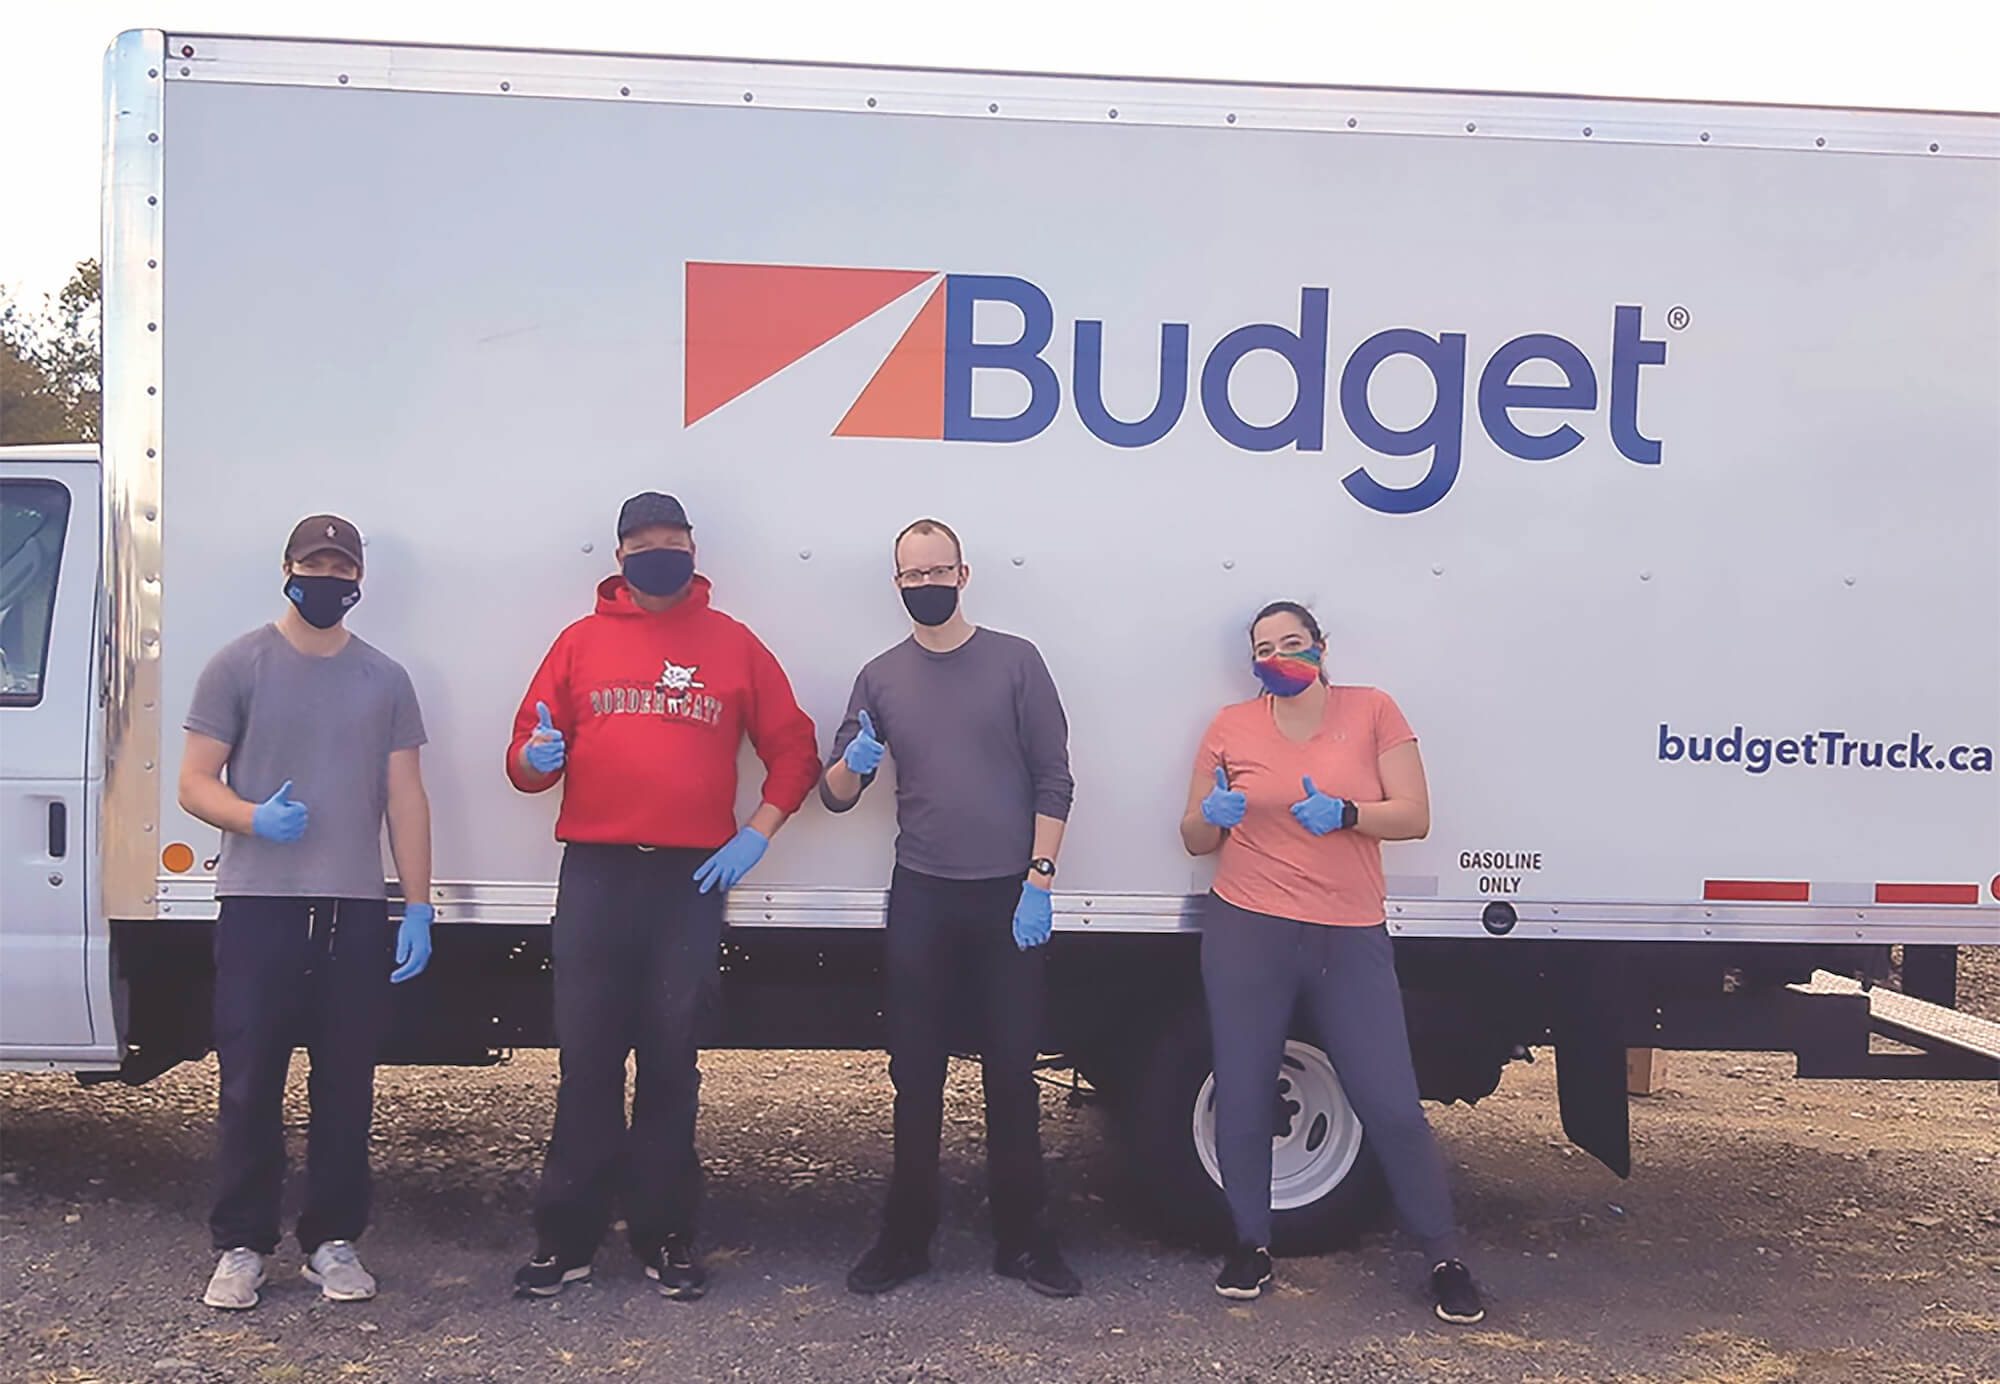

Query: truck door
left=0, top=450, right=99, bottom=1048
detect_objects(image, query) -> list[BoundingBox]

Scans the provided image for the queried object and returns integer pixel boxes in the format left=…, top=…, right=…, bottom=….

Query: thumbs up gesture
left=842, top=709, right=886, bottom=775
left=524, top=700, right=567, bottom=775
left=1200, top=765, right=1247, bottom=829
left=1290, top=777, right=1353, bottom=836
left=252, top=780, right=309, bottom=843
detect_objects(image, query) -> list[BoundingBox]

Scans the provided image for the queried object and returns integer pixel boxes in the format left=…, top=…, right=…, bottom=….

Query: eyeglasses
left=895, top=563, right=962, bottom=587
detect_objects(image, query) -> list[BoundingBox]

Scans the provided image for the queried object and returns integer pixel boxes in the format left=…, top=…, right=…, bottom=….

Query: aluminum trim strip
left=99, top=30, right=168, bottom=920
left=155, top=33, right=2000, bottom=159
left=150, top=877, right=2000, bottom=943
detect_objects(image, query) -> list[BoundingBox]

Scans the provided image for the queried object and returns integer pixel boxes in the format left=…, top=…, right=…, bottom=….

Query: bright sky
left=4, top=0, right=1996, bottom=305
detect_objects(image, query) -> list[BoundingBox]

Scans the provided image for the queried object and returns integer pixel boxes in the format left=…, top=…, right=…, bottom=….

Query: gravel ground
left=4, top=969, right=1997, bottom=1384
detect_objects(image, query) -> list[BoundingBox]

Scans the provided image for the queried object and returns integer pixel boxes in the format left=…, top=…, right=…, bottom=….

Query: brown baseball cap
left=284, top=514, right=365, bottom=571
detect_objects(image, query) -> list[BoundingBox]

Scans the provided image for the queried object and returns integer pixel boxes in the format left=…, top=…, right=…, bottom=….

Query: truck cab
left=0, top=443, right=116, bottom=1067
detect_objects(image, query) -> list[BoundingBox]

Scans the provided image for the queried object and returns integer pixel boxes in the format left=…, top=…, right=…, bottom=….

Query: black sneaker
left=846, top=1237, right=931, bottom=1295
left=994, top=1235, right=1082, bottom=1299
left=1214, top=1245, right=1273, bottom=1300
left=512, top=1251, right=591, bottom=1299
left=1431, top=1259, right=1485, bottom=1324
left=642, top=1235, right=708, bottom=1301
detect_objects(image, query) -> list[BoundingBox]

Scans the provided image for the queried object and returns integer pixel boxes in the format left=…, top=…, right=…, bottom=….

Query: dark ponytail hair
left=1249, top=600, right=1323, bottom=646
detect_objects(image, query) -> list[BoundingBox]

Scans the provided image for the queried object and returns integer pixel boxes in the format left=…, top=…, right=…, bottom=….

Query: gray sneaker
left=302, top=1240, right=377, bottom=1301
left=203, top=1247, right=266, bottom=1309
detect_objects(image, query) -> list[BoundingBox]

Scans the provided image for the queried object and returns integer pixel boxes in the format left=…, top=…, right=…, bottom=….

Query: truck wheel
left=1123, top=1010, right=1388, bottom=1253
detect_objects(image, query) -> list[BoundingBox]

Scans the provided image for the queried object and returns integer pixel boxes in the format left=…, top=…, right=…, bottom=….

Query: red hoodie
left=508, top=574, right=820, bottom=849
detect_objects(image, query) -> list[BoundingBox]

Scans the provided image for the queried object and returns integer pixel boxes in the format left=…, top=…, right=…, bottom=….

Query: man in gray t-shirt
left=822, top=517, right=1079, bottom=1300
left=178, top=514, right=434, bottom=1312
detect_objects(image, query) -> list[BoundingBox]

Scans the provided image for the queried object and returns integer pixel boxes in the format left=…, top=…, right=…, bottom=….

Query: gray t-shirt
left=822, top=628, right=1073, bottom=880
left=184, top=624, right=427, bottom=900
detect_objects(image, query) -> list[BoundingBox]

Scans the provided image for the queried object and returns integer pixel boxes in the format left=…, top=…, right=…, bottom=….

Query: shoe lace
left=319, top=1240, right=361, bottom=1268
left=219, top=1247, right=260, bottom=1273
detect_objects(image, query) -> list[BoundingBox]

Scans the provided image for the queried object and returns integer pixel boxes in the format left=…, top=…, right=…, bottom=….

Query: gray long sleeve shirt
left=821, top=628, right=1073, bottom=881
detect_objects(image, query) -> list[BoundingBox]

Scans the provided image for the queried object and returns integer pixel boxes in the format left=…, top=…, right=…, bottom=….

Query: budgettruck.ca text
left=1658, top=725, right=1994, bottom=775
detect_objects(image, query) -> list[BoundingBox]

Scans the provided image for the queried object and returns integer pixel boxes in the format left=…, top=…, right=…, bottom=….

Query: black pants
left=881, top=866, right=1049, bottom=1252
left=533, top=844, right=725, bottom=1262
left=210, top=896, right=393, bottom=1256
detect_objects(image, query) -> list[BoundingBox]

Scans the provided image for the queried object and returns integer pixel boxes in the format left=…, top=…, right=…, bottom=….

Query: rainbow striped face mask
left=1253, top=646, right=1323, bottom=697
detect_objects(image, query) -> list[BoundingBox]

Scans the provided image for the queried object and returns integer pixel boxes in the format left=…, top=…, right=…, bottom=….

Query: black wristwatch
left=1028, top=857, right=1058, bottom=880
left=1340, top=801, right=1360, bottom=831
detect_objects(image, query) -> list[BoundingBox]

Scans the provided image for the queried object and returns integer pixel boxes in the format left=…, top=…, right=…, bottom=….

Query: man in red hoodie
left=506, top=492, right=818, bottom=1302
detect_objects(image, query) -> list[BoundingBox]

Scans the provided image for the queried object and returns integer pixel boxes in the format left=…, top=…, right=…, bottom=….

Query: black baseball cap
left=284, top=514, right=365, bottom=571
left=617, top=491, right=693, bottom=538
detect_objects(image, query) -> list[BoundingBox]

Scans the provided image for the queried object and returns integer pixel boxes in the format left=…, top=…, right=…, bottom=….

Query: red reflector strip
left=1874, top=883, right=1980, bottom=905
left=1703, top=880, right=1811, bottom=902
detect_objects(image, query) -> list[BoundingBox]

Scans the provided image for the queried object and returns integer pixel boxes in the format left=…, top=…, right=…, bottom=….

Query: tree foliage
left=1, top=260, right=101, bottom=445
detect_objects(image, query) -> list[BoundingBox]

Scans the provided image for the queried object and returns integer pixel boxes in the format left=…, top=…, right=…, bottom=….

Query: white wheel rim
left=1192, top=1039, right=1365, bottom=1212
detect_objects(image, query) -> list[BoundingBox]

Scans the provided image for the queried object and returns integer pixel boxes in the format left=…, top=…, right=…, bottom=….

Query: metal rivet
left=145, top=508, right=157, bottom=521
left=1226, top=113, right=1237, bottom=124
left=1639, top=570, right=1652, bottom=581
left=866, top=96, right=877, bottom=108
left=147, top=195, right=158, bottom=205
left=180, top=44, right=194, bottom=57
left=1700, top=131, right=1711, bottom=143
left=1221, top=559, right=1235, bottom=570
left=798, top=549, right=812, bottom=560
left=49, top=873, right=63, bottom=887
left=620, top=86, right=630, bottom=96
left=148, top=68, right=158, bottom=78
left=1843, top=576, right=1856, bottom=586
left=1583, top=126, right=1593, bottom=136
left=581, top=542, right=594, bottom=554
left=1929, top=142, right=1940, bottom=153
left=1432, top=564, right=1445, bottom=576
left=1011, top=556, right=1024, bottom=566
left=989, top=102, right=999, bottom=113
left=143, top=761, right=154, bottom=771
left=147, top=386, right=157, bottom=395
left=1108, top=108, right=1119, bottom=119
left=180, top=67, right=190, bottom=77
left=147, top=322, right=157, bottom=331
left=338, top=74, right=349, bottom=85
left=743, top=91, right=753, bottom=102
left=146, top=448, right=156, bottom=458
left=1347, top=117, right=1357, bottom=128
left=500, top=81, right=511, bottom=92
left=147, top=259, right=157, bottom=269
left=143, top=823, right=154, bottom=833
left=1465, top=122, right=1476, bottom=133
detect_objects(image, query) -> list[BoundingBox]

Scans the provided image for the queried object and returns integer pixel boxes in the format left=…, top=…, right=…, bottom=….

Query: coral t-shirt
left=1193, top=686, right=1417, bottom=927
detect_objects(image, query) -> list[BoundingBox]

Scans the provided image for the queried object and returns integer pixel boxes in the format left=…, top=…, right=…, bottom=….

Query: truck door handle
left=48, top=802, right=67, bottom=859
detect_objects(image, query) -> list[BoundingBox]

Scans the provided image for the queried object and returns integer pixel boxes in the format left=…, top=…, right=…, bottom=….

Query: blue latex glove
left=392, top=902, right=434, bottom=983
left=1013, top=879, right=1053, bottom=950
left=1290, top=777, right=1352, bottom=836
left=524, top=701, right=567, bottom=775
left=1200, top=766, right=1247, bottom=829
left=251, top=780, right=308, bottom=843
left=842, top=709, right=886, bottom=775
left=693, top=826, right=770, bottom=894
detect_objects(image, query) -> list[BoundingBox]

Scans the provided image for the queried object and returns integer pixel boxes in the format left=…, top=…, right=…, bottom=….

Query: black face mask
left=901, top=584, right=960, bottom=627
left=283, top=574, right=360, bottom=629
left=623, top=547, right=695, bottom=597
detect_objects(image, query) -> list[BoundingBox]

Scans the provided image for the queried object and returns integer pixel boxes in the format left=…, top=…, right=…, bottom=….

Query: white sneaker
left=302, top=1240, right=377, bottom=1301
left=203, top=1247, right=266, bottom=1309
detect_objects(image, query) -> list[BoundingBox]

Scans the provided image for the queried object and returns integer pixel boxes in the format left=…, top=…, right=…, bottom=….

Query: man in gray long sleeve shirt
left=823, top=518, right=1080, bottom=1300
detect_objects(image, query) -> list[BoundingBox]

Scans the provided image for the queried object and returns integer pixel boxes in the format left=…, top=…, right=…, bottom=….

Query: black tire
left=1119, top=1004, right=1388, bottom=1254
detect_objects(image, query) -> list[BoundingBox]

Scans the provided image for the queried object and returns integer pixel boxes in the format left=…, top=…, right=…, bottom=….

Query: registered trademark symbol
left=1667, top=306, right=1691, bottom=330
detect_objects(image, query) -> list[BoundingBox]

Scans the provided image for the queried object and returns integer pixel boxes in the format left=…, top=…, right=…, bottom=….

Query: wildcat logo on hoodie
left=588, top=657, right=722, bottom=727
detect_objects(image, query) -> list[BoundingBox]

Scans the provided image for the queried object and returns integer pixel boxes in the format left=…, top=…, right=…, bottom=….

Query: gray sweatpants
left=1200, top=894, right=1463, bottom=1262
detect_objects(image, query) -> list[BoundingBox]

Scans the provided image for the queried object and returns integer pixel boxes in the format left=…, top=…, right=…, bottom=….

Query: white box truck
left=2, top=30, right=1995, bottom=1249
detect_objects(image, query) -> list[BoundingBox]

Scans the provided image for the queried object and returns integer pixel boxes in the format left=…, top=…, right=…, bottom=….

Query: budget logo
left=683, top=260, right=1668, bottom=515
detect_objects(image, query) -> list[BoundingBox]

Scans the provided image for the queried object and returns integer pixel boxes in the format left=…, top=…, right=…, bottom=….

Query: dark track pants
left=880, top=866, right=1049, bottom=1253
left=533, top=844, right=725, bottom=1262
left=1200, top=895, right=1463, bottom=1262
left=210, top=896, right=392, bottom=1255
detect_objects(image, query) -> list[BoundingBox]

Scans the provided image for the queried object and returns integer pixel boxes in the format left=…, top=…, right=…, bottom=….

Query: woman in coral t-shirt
left=1179, top=601, right=1482, bottom=1324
